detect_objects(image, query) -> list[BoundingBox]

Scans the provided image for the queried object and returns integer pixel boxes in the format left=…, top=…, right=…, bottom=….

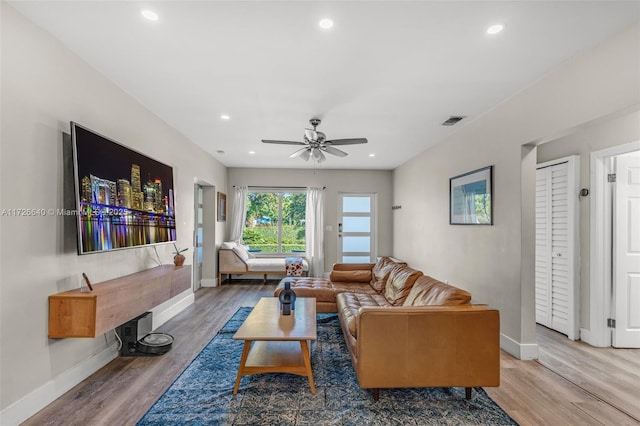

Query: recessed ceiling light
left=319, top=18, right=334, bottom=29
left=216, top=150, right=225, bottom=155
left=141, top=10, right=159, bottom=21
left=220, top=114, right=230, bottom=120
left=487, top=24, right=504, bottom=35
left=249, top=151, right=255, bottom=155
left=369, top=153, right=376, bottom=158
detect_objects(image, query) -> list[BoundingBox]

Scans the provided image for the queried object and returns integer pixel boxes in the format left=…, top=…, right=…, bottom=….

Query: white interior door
left=338, top=193, right=377, bottom=263
left=535, top=167, right=553, bottom=328
left=613, top=155, right=640, bottom=348
left=535, top=156, right=580, bottom=339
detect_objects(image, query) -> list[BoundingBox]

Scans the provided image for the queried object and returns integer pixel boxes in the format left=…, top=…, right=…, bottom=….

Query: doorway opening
left=589, top=141, right=640, bottom=348
left=194, top=182, right=217, bottom=289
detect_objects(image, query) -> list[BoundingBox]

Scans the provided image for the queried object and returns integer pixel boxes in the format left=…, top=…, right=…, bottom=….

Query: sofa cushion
left=330, top=269, right=372, bottom=283
left=275, top=278, right=336, bottom=303
left=370, top=257, right=400, bottom=293
left=403, top=275, right=472, bottom=306
left=384, top=265, right=423, bottom=306
left=337, top=292, right=390, bottom=338
left=331, top=282, right=378, bottom=295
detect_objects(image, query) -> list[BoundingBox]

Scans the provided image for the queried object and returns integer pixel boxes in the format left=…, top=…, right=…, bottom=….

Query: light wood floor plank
left=23, top=283, right=640, bottom=425
left=536, top=324, right=640, bottom=421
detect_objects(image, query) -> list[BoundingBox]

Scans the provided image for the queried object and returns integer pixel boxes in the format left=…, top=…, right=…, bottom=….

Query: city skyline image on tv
left=71, top=122, right=177, bottom=254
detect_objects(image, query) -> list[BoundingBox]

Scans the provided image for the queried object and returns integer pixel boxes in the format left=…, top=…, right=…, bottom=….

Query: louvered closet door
left=535, top=157, right=579, bottom=339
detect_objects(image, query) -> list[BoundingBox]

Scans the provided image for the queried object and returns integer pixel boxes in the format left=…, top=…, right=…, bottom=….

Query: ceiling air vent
left=442, top=116, right=466, bottom=126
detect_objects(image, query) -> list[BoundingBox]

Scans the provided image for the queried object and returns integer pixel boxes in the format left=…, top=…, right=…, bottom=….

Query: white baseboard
left=0, top=341, right=119, bottom=426
left=500, top=333, right=539, bottom=360
left=152, top=291, right=195, bottom=329
left=579, top=328, right=592, bottom=344
left=578, top=327, right=610, bottom=347
left=200, top=278, right=218, bottom=287
left=1, top=292, right=194, bottom=426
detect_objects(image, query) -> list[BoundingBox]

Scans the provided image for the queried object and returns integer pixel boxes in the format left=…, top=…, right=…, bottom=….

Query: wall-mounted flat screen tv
left=71, top=122, right=177, bottom=254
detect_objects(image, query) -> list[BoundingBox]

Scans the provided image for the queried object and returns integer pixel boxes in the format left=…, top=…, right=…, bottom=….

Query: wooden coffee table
left=232, top=297, right=317, bottom=394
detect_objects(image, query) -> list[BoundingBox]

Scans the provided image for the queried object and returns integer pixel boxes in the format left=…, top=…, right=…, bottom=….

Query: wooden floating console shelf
left=49, top=265, right=191, bottom=338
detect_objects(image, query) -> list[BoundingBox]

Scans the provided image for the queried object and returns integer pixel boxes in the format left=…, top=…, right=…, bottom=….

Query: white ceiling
left=9, top=1, right=640, bottom=170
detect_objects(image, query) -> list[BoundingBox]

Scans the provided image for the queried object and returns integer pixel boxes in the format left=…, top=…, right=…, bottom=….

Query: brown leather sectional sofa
left=274, top=257, right=500, bottom=400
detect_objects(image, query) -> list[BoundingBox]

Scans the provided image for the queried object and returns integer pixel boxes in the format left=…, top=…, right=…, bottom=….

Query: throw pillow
left=232, top=245, right=250, bottom=262
left=221, top=241, right=237, bottom=249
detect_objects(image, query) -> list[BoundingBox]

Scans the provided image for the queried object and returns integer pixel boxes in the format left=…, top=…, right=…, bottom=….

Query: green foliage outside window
left=242, top=192, right=306, bottom=253
left=473, top=194, right=491, bottom=224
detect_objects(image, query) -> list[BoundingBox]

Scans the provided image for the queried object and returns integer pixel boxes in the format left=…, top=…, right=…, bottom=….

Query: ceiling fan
left=262, top=118, right=367, bottom=162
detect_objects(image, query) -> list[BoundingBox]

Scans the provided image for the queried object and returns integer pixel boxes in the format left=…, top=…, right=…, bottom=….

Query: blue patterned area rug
left=138, top=308, right=516, bottom=425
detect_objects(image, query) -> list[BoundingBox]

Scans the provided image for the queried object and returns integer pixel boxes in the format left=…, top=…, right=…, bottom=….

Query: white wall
left=227, top=168, right=393, bottom=273
left=392, top=22, right=640, bottom=359
left=0, top=4, right=227, bottom=422
left=537, top=110, right=640, bottom=331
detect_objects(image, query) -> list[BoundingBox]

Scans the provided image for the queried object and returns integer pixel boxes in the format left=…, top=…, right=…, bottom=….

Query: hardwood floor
left=23, top=283, right=640, bottom=425
left=486, top=325, right=640, bottom=426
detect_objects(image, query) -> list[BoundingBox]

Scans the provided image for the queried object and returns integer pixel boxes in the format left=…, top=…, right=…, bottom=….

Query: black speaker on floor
left=117, top=312, right=174, bottom=356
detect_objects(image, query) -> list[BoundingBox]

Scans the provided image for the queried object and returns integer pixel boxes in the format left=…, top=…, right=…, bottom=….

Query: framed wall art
left=449, top=166, right=493, bottom=225
left=217, top=192, right=226, bottom=222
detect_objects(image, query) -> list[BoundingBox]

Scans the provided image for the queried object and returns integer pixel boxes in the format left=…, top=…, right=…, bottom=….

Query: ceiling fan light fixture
left=312, top=148, right=326, bottom=162
left=300, top=149, right=311, bottom=161
left=262, top=117, right=367, bottom=162
left=289, top=147, right=307, bottom=158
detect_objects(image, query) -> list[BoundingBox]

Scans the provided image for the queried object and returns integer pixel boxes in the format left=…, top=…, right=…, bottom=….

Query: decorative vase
left=173, top=254, right=185, bottom=267
left=279, top=281, right=297, bottom=316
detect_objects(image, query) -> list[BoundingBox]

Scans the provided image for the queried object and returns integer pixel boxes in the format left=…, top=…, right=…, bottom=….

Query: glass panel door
left=338, top=193, right=376, bottom=263
left=194, top=185, right=204, bottom=289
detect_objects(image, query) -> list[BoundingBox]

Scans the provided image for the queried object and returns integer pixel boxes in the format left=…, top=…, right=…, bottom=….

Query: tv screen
left=71, top=122, right=177, bottom=254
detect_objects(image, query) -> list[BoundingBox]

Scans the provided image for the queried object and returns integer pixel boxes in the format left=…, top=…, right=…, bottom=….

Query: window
left=242, top=191, right=306, bottom=254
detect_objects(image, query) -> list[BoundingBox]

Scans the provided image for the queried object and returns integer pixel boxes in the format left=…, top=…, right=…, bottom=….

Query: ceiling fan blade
left=300, top=149, right=311, bottom=161
left=289, top=147, right=310, bottom=158
left=325, top=138, right=368, bottom=145
left=262, top=140, right=306, bottom=145
left=322, top=145, right=348, bottom=157
left=304, top=128, right=317, bottom=142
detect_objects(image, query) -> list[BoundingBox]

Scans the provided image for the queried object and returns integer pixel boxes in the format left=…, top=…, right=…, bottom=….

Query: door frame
left=193, top=180, right=217, bottom=288
left=589, top=140, right=640, bottom=347
left=193, top=183, right=204, bottom=291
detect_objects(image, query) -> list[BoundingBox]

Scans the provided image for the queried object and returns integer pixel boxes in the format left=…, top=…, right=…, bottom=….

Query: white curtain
left=305, top=187, right=324, bottom=277
left=229, top=185, right=248, bottom=244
